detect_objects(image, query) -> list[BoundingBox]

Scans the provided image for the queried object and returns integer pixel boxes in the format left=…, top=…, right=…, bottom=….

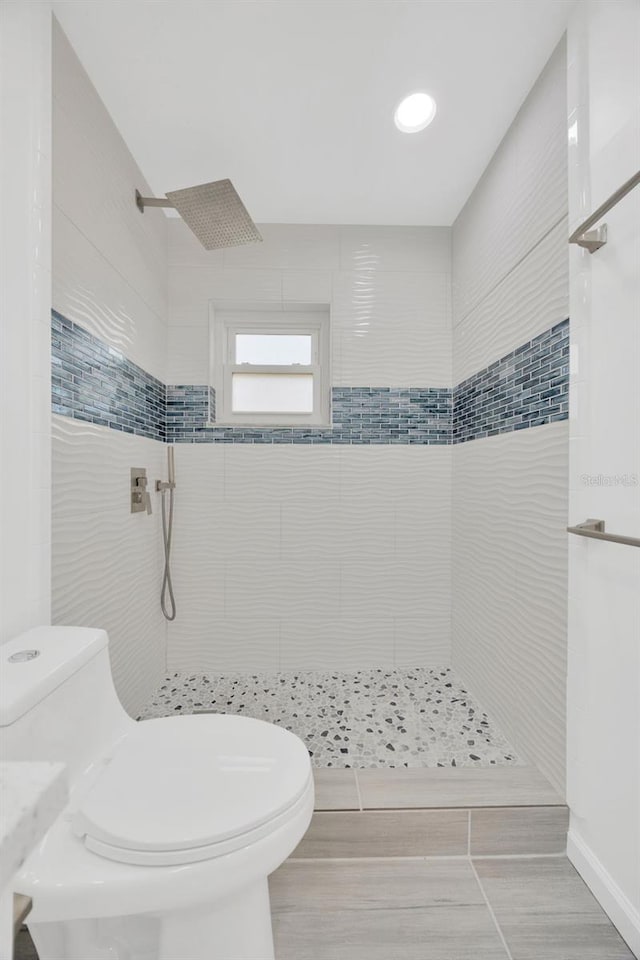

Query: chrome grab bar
left=568, top=169, right=640, bottom=253
left=567, top=518, right=640, bottom=548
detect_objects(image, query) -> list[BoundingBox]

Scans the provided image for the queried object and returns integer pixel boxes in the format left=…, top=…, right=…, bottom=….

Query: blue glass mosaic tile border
left=51, top=311, right=165, bottom=441
left=453, top=319, right=569, bottom=443
left=51, top=311, right=569, bottom=445
left=166, top=386, right=452, bottom=444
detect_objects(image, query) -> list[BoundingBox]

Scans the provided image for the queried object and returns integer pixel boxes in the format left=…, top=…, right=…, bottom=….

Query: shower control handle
left=130, top=468, right=152, bottom=515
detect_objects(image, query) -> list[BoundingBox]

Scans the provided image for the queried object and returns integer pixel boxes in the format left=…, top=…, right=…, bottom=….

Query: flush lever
left=131, top=468, right=152, bottom=515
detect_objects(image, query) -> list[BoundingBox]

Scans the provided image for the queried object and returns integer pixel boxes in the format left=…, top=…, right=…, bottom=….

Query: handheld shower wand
left=157, top=447, right=176, bottom=621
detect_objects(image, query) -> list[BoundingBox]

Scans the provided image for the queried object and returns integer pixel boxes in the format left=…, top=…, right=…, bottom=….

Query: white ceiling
left=52, top=0, right=574, bottom=226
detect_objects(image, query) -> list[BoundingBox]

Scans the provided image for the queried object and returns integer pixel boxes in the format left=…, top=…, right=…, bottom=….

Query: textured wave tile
left=223, top=223, right=341, bottom=271
left=395, top=496, right=452, bottom=560
left=166, top=447, right=227, bottom=657
left=53, top=25, right=166, bottom=323
left=175, top=220, right=341, bottom=273
left=454, top=220, right=569, bottom=382
left=452, top=421, right=569, bottom=794
left=163, top=564, right=226, bottom=671
left=394, top=617, right=451, bottom=667
left=168, top=265, right=283, bottom=314
left=51, top=415, right=167, bottom=716
left=53, top=207, right=168, bottom=383
left=226, top=560, right=340, bottom=620
left=166, top=218, right=224, bottom=268
left=166, top=323, right=209, bottom=384
left=166, top=444, right=453, bottom=672
left=454, top=139, right=566, bottom=330
left=338, top=225, right=451, bottom=274
left=332, top=270, right=452, bottom=387
left=281, top=501, right=395, bottom=560
left=224, top=445, right=342, bottom=501
left=171, top=440, right=225, bottom=500
left=340, top=559, right=449, bottom=619
left=281, top=269, right=333, bottom=303
left=172, top=489, right=280, bottom=562
left=140, top=667, right=520, bottom=770
left=453, top=41, right=566, bottom=325
left=340, top=444, right=451, bottom=502
left=169, top=555, right=225, bottom=618
left=280, top=618, right=395, bottom=672
left=167, top=618, right=280, bottom=674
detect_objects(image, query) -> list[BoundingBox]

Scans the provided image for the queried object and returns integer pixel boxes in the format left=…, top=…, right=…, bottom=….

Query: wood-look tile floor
left=270, top=857, right=636, bottom=960
left=15, top=857, right=635, bottom=960
left=14, top=769, right=634, bottom=960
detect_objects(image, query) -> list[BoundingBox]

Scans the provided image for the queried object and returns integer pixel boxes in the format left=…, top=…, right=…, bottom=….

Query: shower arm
left=135, top=190, right=175, bottom=212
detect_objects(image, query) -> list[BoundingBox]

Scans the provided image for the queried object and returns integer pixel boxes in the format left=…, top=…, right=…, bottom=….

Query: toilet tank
left=0, top=626, right=134, bottom=784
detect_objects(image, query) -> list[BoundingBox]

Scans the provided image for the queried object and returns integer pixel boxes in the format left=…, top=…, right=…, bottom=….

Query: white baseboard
left=567, top=829, right=640, bottom=958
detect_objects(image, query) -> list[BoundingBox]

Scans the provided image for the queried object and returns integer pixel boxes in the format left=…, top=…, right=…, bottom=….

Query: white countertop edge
left=0, top=762, right=68, bottom=893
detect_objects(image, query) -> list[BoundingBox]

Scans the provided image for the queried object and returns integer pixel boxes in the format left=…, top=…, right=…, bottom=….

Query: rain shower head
left=135, top=178, right=262, bottom=250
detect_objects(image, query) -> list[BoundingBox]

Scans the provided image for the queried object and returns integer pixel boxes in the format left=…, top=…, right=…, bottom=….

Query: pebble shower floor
left=140, top=667, right=521, bottom=769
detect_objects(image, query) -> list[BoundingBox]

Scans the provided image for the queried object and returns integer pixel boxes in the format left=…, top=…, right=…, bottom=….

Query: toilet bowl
left=0, top=627, right=314, bottom=960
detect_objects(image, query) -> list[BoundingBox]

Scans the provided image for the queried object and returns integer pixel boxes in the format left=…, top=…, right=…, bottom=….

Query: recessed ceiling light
left=394, top=92, right=437, bottom=133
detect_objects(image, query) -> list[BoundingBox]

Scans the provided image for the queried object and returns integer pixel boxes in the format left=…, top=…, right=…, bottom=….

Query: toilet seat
left=72, top=714, right=312, bottom=867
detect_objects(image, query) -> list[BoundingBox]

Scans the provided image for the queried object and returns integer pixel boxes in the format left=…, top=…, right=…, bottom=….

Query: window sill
left=207, top=421, right=332, bottom=429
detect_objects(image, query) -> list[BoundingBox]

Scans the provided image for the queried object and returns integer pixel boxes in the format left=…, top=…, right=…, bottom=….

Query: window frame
left=210, top=304, right=331, bottom=426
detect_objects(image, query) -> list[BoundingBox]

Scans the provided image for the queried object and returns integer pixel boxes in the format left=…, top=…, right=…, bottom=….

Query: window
left=211, top=305, right=331, bottom=426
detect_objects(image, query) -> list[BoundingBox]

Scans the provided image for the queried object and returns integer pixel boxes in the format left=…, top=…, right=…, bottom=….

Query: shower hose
left=160, top=485, right=176, bottom=621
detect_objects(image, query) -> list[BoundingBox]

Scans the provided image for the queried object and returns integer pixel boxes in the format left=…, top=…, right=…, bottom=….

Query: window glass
left=231, top=373, right=314, bottom=413
left=235, top=334, right=312, bottom=365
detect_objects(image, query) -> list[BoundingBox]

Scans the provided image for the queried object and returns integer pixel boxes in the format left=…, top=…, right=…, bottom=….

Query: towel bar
left=569, top=169, right=640, bottom=252
left=567, top=518, right=640, bottom=548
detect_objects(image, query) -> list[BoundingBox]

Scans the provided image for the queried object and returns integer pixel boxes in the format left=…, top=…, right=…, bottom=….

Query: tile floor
left=140, top=666, right=521, bottom=768
left=16, top=859, right=634, bottom=960
left=270, top=857, right=636, bottom=960
left=14, top=768, right=633, bottom=960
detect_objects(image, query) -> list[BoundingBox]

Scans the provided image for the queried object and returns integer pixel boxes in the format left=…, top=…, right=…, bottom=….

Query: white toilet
left=0, top=626, right=314, bottom=960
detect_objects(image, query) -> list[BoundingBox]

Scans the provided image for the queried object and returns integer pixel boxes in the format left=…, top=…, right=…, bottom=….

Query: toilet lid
left=72, top=714, right=312, bottom=866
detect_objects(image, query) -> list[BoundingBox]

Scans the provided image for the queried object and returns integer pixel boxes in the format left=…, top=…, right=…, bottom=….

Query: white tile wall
left=452, top=423, right=569, bottom=792
left=167, top=445, right=452, bottom=674
left=339, top=226, right=451, bottom=274
left=566, top=3, right=640, bottom=951
left=331, top=270, right=451, bottom=386
left=580, top=2, right=640, bottom=231
left=279, top=618, right=394, bottom=673
left=167, top=221, right=452, bottom=387
left=453, top=220, right=569, bottom=383
left=451, top=38, right=569, bottom=796
left=452, top=39, right=568, bottom=327
left=165, top=221, right=452, bottom=674
left=0, top=1, right=52, bottom=643
left=52, top=20, right=167, bottom=381
left=53, top=206, right=168, bottom=382
left=51, top=21, right=168, bottom=713
left=52, top=416, right=166, bottom=715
